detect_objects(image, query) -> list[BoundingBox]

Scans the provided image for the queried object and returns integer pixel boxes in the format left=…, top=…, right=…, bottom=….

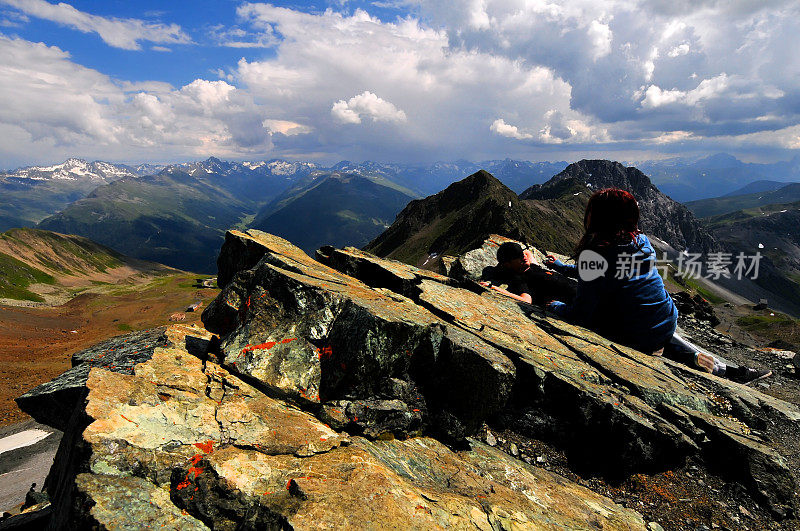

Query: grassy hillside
left=37, top=171, right=256, bottom=273
left=0, top=228, right=177, bottom=303
left=0, top=179, right=104, bottom=232
left=252, top=174, right=416, bottom=255
left=0, top=252, right=55, bottom=302
left=702, top=201, right=800, bottom=315
left=686, top=183, right=800, bottom=218
left=365, top=170, right=582, bottom=266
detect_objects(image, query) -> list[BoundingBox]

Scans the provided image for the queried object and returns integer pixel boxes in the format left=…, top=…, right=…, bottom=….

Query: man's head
left=497, top=242, right=532, bottom=273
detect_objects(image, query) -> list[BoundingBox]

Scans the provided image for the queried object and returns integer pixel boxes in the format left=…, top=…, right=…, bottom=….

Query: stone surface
left=202, top=230, right=516, bottom=439
left=445, top=233, right=570, bottom=282
left=21, top=230, right=800, bottom=525
left=15, top=327, right=170, bottom=430
left=39, top=335, right=645, bottom=530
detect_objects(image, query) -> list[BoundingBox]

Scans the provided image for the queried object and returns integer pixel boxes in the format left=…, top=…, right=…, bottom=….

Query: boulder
left=16, top=325, right=216, bottom=431
left=40, top=334, right=645, bottom=530
left=202, top=230, right=516, bottom=439
left=15, top=327, right=169, bottom=430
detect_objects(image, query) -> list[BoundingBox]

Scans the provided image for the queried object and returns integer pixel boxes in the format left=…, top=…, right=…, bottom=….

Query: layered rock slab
left=318, top=235, right=800, bottom=516
left=44, top=336, right=645, bottom=530
left=15, top=327, right=171, bottom=430
left=203, top=230, right=516, bottom=438
left=20, top=229, right=800, bottom=523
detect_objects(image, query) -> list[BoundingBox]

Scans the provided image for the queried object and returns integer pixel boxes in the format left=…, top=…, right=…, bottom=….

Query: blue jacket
left=548, top=234, right=677, bottom=353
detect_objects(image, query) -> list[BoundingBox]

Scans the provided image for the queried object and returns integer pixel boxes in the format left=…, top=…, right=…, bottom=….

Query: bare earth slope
left=0, top=228, right=220, bottom=426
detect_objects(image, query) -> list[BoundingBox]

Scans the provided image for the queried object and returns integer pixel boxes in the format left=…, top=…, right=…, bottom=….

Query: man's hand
left=544, top=255, right=557, bottom=268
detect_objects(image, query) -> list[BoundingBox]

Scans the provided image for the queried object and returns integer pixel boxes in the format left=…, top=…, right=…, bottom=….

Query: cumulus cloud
left=0, top=0, right=191, bottom=50
left=331, top=91, right=407, bottom=124
left=490, top=119, right=533, bottom=140
left=408, top=0, right=800, bottom=149
left=207, top=23, right=278, bottom=48
left=2, top=1, right=800, bottom=164
left=231, top=4, right=578, bottom=161
left=640, top=73, right=729, bottom=109
left=0, top=36, right=272, bottom=165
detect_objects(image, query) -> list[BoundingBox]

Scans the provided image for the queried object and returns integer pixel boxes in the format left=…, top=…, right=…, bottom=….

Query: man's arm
left=479, top=281, right=533, bottom=304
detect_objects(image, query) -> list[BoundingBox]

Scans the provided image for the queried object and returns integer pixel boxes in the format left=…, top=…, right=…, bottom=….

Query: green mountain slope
left=251, top=173, right=417, bottom=255
left=686, top=183, right=800, bottom=218
left=703, top=201, right=800, bottom=314
left=37, top=170, right=254, bottom=273
left=0, top=228, right=175, bottom=302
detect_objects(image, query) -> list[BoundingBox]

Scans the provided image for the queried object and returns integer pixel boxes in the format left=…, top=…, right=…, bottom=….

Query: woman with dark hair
left=544, top=188, right=770, bottom=384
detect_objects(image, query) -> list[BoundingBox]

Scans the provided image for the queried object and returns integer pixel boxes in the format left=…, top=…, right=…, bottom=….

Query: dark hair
left=574, top=188, right=641, bottom=256
left=497, top=242, right=524, bottom=264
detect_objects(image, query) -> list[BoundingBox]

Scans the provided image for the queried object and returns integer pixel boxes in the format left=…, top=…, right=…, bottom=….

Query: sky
left=0, top=0, right=799, bottom=168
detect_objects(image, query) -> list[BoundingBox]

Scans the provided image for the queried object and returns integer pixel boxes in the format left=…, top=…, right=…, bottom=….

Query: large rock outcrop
left=15, top=229, right=800, bottom=528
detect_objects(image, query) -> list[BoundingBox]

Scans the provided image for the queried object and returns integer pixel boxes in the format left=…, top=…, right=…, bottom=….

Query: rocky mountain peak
left=522, top=159, right=720, bottom=253
left=364, top=170, right=537, bottom=264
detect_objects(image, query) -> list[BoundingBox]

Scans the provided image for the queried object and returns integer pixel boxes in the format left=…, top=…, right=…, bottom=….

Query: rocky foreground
left=11, top=229, right=800, bottom=529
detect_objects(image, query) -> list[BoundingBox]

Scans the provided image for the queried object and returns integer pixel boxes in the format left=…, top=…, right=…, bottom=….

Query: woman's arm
left=545, top=256, right=578, bottom=278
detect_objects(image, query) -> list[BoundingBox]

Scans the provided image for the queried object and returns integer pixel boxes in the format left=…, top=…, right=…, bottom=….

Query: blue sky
left=1, top=0, right=799, bottom=168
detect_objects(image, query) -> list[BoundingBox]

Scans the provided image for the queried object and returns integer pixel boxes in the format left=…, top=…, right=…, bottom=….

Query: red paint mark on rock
left=194, top=440, right=214, bottom=454
left=242, top=338, right=297, bottom=355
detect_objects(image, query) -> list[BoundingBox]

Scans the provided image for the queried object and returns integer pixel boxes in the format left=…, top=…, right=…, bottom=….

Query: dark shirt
left=548, top=234, right=677, bottom=353
left=483, top=264, right=576, bottom=306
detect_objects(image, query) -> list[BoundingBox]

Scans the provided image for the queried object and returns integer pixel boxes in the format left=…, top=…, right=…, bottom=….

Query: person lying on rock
left=479, top=241, right=576, bottom=306
left=543, top=187, right=771, bottom=385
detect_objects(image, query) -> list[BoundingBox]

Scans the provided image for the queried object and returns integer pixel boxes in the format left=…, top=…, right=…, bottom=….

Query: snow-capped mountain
left=165, top=157, right=317, bottom=179
left=0, top=158, right=141, bottom=183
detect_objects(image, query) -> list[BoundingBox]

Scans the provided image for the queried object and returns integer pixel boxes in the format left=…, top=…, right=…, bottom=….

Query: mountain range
left=638, top=153, right=800, bottom=202
left=686, top=182, right=800, bottom=218
left=3, top=153, right=800, bottom=285
left=0, top=159, right=144, bottom=232
left=368, top=160, right=718, bottom=266
left=37, top=159, right=317, bottom=272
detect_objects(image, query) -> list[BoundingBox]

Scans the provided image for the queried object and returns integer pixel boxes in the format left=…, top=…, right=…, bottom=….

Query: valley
left=0, top=228, right=219, bottom=426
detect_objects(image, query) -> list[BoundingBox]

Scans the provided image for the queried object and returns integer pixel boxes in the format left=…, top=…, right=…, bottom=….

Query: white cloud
left=490, top=119, right=533, bottom=140
left=667, top=43, right=690, bottom=57
left=640, top=73, right=729, bottom=108
left=3, top=1, right=800, bottom=164
left=588, top=20, right=612, bottom=60
left=208, top=23, right=278, bottom=48
left=264, top=119, right=313, bottom=135
left=331, top=91, right=407, bottom=124
left=0, top=0, right=191, bottom=50
left=652, top=130, right=694, bottom=144
left=538, top=110, right=610, bottom=144
left=231, top=4, right=577, bottom=160
left=0, top=36, right=274, bottom=165
left=0, top=7, right=27, bottom=27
